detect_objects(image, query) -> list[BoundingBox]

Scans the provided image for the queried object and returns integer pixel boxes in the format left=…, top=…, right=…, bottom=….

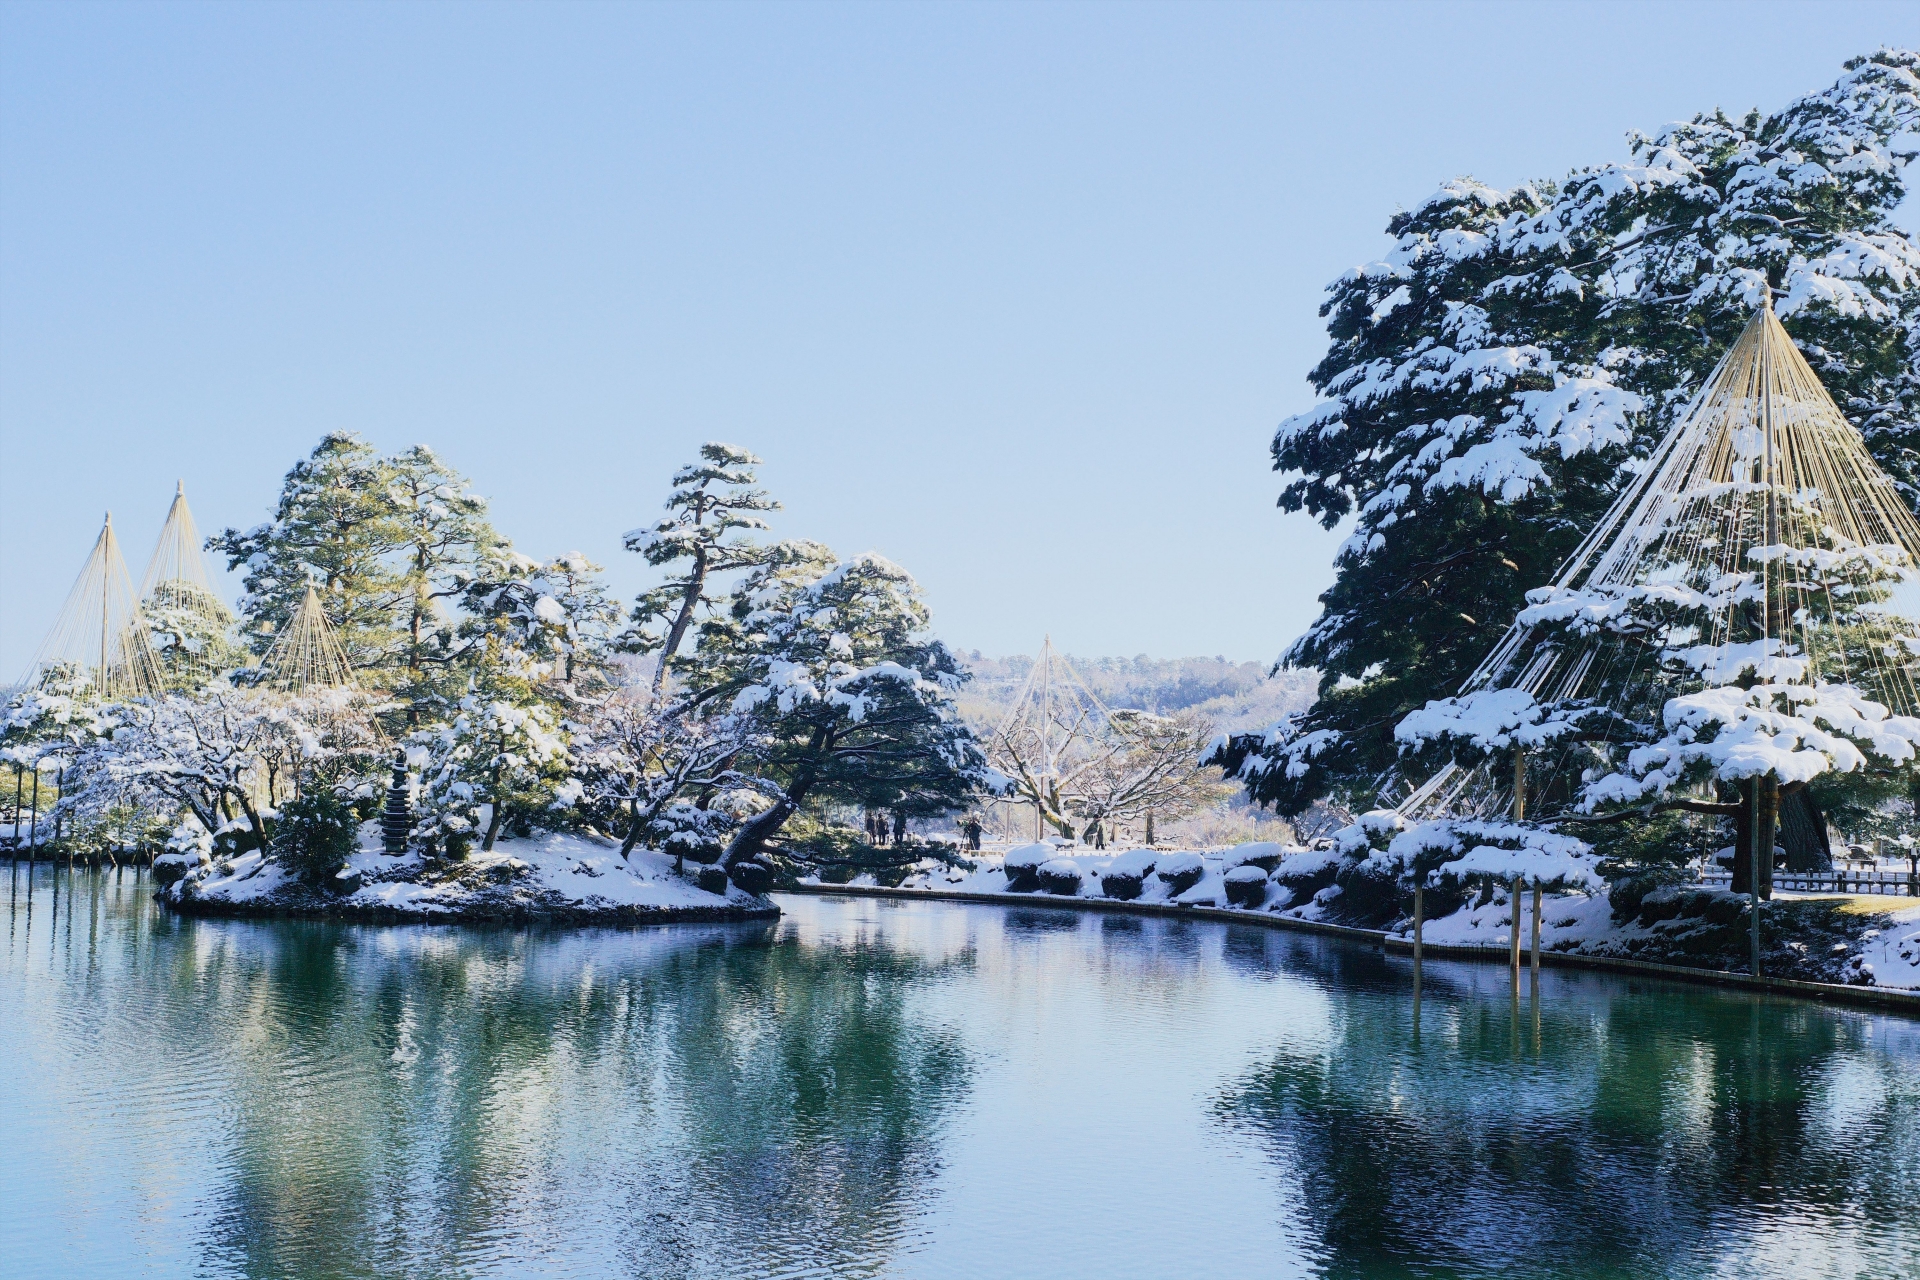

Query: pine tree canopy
left=622, top=442, right=780, bottom=689
left=1218, top=49, right=1920, bottom=818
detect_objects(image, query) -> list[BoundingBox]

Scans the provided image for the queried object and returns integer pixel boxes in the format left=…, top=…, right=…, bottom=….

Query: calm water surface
left=5, top=865, right=1919, bottom=1279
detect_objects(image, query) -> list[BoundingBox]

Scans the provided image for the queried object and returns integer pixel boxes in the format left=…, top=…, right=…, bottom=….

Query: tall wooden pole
left=1512, top=750, right=1526, bottom=822
left=1531, top=883, right=1542, bottom=974
left=1413, top=882, right=1424, bottom=965
left=1509, top=874, right=1522, bottom=980
left=10, top=765, right=20, bottom=857
left=28, top=767, right=40, bottom=864
left=1750, top=781, right=1763, bottom=978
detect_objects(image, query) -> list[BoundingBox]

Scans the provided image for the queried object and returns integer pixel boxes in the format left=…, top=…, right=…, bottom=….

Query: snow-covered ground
left=837, top=842, right=1920, bottom=992
left=158, top=825, right=775, bottom=924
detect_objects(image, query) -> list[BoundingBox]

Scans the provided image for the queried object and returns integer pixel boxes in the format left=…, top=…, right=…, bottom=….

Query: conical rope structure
left=138, top=481, right=233, bottom=629
left=988, top=636, right=1125, bottom=839
left=1396, top=297, right=1920, bottom=828
left=260, top=584, right=357, bottom=692
left=19, top=514, right=165, bottom=700
left=137, top=481, right=238, bottom=688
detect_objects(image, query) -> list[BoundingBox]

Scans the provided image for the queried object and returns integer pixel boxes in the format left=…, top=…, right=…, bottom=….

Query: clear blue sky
left=2, top=1, right=1912, bottom=676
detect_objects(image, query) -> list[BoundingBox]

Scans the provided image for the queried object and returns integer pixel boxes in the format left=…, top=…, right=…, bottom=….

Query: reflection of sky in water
left=4, top=869, right=1919, bottom=1279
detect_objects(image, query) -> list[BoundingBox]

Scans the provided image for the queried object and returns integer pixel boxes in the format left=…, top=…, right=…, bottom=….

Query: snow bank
left=877, top=840, right=1920, bottom=991
left=160, top=827, right=778, bottom=925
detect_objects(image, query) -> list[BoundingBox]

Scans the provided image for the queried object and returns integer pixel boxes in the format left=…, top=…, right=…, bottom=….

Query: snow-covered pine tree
left=142, top=592, right=247, bottom=693
left=459, top=551, right=623, bottom=714
left=622, top=443, right=778, bottom=691
left=1214, top=180, right=1634, bottom=814
left=1394, top=299, right=1920, bottom=905
left=682, top=551, right=987, bottom=880
left=383, top=446, right=510, bottom=720
left=407, top=623, right=570, bottom=856
left=1219, top=50, right=1920, bottom=818
left=210, top=433, right=407, bottom=675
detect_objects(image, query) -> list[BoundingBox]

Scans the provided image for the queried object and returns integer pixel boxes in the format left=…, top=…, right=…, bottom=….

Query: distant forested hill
left=951, top=652, right=1316, bottom=737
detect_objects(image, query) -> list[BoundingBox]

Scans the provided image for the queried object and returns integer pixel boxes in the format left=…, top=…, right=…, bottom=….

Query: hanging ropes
left=18, top=513, right=164, bottom=700
left=138, top=480, right=233, bottom=629
left=988, top=636, right=1125, bottom=835
left=1399, top=296, right=1920, bottom=822
left=260, top=584, right=356, bottom=692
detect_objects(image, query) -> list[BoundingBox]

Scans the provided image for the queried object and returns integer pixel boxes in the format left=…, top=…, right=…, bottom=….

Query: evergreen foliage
left=210, top=435, right=511, bottom=723
left=683, top=551, right=989, bottom=871
left=272, top=789, right=360, bottom=884
left=1220, top=50, right=1920, bottom=816
left=621, top=443, right=779, bottom=691
left=210, top=433, right=406, bottom=673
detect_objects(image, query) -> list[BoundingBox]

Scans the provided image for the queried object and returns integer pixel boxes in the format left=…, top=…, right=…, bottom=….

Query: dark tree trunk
left=481, top=746, right=505, bottom=851
left=619, top=798, right=644, bottom=858
left=1730, top=779, right=1755, bottom=898
left=1756, top=775, right=1778, bottom=901
left=721, top=794, right=799, bottom=869
left=652, top=547, right=709, bottom=693
left=721, top=728, right=827, bottom=868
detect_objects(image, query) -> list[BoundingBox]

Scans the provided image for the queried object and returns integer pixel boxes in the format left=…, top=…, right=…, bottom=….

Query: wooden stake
left=1512, top=750, right=1526, bottom=821
left=28, top=767, right=39, bottom=864
left=1509, top=874, right=1522, bottom=980
left=1750, top=781, right=1763, bottom=978
left=1531, top=883, right=1541, bottom=973
left=1413, top=883, right=1424, bottom=965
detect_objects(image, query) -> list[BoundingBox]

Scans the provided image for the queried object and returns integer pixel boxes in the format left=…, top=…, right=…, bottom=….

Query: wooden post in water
left=1531, top=883, right=1542, bottom=974
left=9, top=765, right=20, bottom=857
left=1750, top=782, right=1763, bottom=978
left=1413, top=882, right=1424, bottom=964
left=27, top=766, right=41, bottom=864
left=1510, top=748, right=1527, bottom=984
left=1509, top=875, right=1522, bottom=980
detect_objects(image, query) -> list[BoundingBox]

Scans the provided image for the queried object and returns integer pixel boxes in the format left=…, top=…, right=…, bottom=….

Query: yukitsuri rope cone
left=137, top=481, right=237, bottom=688
left=260, top=584, right=356, bottom=692
left=137, top=481, right=232, bottom=630
left=1395, top=296, right=1920, bottom=860
left=20, top=513, right=164, bottom=700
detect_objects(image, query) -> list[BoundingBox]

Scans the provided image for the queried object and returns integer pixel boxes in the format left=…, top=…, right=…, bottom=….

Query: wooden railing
left=1697, top=868, right=1919, bottom=896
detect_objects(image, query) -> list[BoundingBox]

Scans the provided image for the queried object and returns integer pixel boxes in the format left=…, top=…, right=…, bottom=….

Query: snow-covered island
left=858, top=840, right=1920, bottom=992
left=156, top=826, right=779, bottom=926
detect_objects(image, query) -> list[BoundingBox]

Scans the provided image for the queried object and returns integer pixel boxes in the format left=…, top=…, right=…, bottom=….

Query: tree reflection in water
left=11, top=870, right=1920, bottom=1280
left=169, top=915, right=972, bottom=1278
left=1213, top=938, right=1920, bottom=1279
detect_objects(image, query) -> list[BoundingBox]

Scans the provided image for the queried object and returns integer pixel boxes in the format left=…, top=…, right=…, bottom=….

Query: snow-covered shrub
left=1370, top=818, right=1602, bottom=904
left=727, top=857, right=775, bottom=896
left=1223, top=864, right=1269, bottom=907
left=1100, top=847, right=1157, bottom=900
left=1002, top=842, right=1051, bottom=892
left=647, top=802, right=735, bottom=866
left=272, top=790, right=361, bottom=886
left=1037, top=858, right=1084, bottom=896
left=1155, top=850, right=1204, bottom=895
left=1222, top=841, right=1287, bottom=872
left=1272, top=845, right=1346, bottom=902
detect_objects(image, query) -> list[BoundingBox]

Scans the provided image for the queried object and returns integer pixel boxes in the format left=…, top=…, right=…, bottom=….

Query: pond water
left=5, top=866, right=1919, bottom=1279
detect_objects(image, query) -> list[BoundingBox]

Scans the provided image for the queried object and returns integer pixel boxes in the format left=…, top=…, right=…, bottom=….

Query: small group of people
left=864, top=810, right=986, bottom=851
left=864, top=809, right=908, bottom=847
